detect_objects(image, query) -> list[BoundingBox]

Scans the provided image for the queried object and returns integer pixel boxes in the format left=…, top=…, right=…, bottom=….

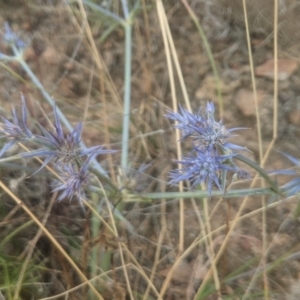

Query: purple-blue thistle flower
left=169, top=148, right=236, bottom=195
left=167, top=102, right=246, bottom=154
left=53, top=154, right=95, bottom=209
left=2, top=22, right=26, bottom=50
left=167, top=102, right=249, bottom=194
left=0, top=94, right=32, bottom=157
left=166, top=105, right=203, bottom=138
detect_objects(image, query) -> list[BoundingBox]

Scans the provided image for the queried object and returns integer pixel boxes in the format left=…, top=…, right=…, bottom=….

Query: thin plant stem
left=262, top=0, right=279, bottom=172
left=273, top=0, right=279, bottom=139
left=121, top=19, right=133, bottom=174
left=140, top=187, right=277, bottom=200
left=222, top=198, right=231, bottom=287
left=161, top=5, right=191, bottom=111
left=262, top=195, right=269, bottom=300
left=242, top=1, right=270, bottom=298
left=143, top=174, right=168, bottom=300
left=186, top=197, right=210, bottom=298
left=242, top=1, right=263, bottom=164
left=203, top=196, right=222, bottom=300
left=73, top=0, right=119, bottom=183
left=156, top=0, right=185, bottom=254
left=81, top=0, right=125, bottom=24
left=98, top=59, right=117, bottom=184
left=226, top=199, right=231, bottom=235
left=244, top=2, right=279, bottom=299
left=90, top=193, right=101, bottom=284
left=143, top=225, right=166, bottom=300
left=121, top=0, right=129, bottom=19
left=181, top=0, right=223, bottom=116
left=70, top=0, right=123, bottom=110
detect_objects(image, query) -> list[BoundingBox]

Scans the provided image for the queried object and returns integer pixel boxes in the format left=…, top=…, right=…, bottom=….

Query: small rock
left=58, top=78, right=74, bottom=97
left=234, top=88, right=265, bottom=117
left=41, top=47, right=60, bottom=65
left=23, top=47, right=36, bottom=61
left=195, top=75, right=240, bottom=102
left=288, top=109, right=300, bottom=125
left=255, top=58, right=298, bottom=80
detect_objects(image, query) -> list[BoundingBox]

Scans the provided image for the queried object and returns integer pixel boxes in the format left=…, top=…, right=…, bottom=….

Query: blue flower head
left=25, top=104, right=89, bottom=165
left=166, top=105, right=203, bottom=138
left=0, top=94, right=32, bottom=157
left=53, top=153, right=95, bottom=210
left=167, top=102, right=247, bottom=194
left=20, top=101, right=117, bottom=174
left=167, top=102, right=246, bottom=155
left=2, top=22, right=26, bottom=50
left=170, top=148, right=236, bottom=195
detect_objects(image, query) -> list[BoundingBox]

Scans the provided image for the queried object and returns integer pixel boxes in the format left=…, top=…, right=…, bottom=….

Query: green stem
left=120, top=20, right=133, bottom=174
left=82, top=0, right=125, bottom=24
left=234, top=154, right=280, bottom=194
left=140, top=187, right=276, bottom=200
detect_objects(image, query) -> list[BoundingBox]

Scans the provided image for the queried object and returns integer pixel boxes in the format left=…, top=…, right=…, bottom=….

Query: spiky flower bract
left=53, top=154, right=96, bottom=209
left=21, top=103, right=116, bottom=174
left=166, top=105, right=203, bottom=138
left=170, top=148, right=235, bottom=195
left=167, top=102, right=245, bottom=154
left=2, top=22, right=26, bottom=50
left=0, top=94, right=32, bottom=157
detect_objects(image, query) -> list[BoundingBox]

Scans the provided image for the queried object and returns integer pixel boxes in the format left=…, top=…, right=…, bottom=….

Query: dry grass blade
left=156, top=0, right=185, bottom=257
left=202, top=195, right=222, bottom=300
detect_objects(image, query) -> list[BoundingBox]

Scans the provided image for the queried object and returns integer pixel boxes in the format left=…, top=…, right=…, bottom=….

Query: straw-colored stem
left=203, top=197, right=222, bottom=300
left=181, top=0, right=223, bottom=116
left=156, top=0, right=185, bottom=254
left=242, top=0, right=263, bottom=164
